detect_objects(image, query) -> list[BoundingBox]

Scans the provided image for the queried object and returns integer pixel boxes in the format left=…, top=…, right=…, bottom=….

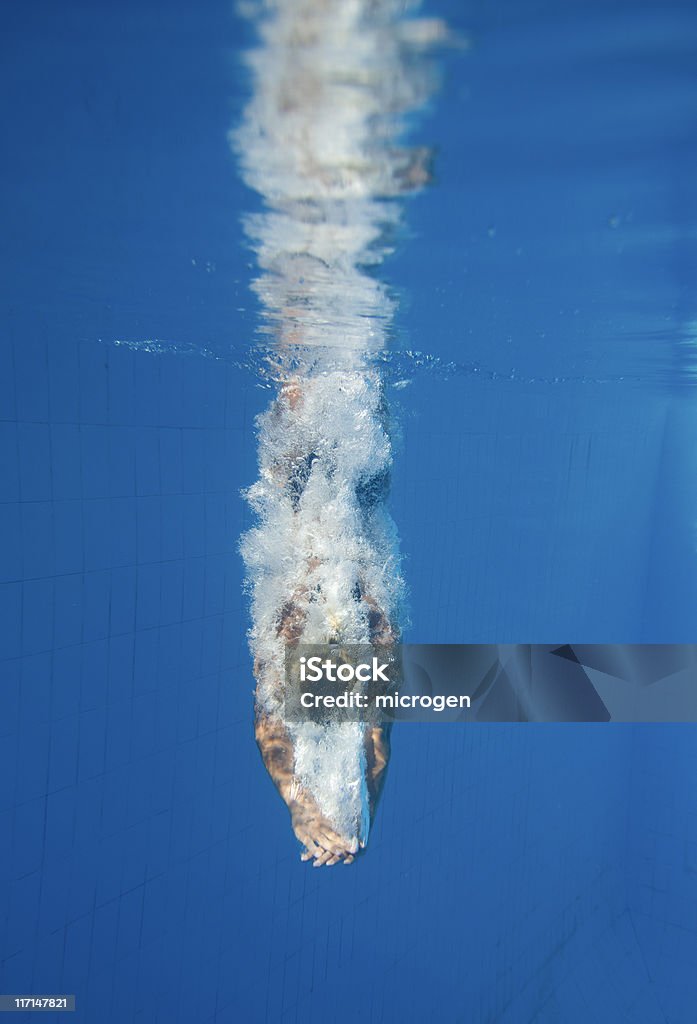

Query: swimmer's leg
left=264, top=379, right=321, bottom=509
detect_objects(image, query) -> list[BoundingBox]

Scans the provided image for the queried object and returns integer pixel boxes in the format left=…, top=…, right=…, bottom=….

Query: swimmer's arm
left=254, top=711, right=298, bottom=803
left=365, top=725, right=391, bottom=817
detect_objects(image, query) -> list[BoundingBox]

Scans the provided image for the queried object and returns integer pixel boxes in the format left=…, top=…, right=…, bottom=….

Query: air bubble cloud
left=235, top=0, right=446, bottom=856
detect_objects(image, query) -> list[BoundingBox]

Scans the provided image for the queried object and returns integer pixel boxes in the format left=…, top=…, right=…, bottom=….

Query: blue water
left=2, top=0, right=697, bottom=1021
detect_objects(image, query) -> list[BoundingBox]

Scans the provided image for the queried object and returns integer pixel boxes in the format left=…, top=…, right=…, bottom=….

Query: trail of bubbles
left=231, top=0, right=452, bottom=857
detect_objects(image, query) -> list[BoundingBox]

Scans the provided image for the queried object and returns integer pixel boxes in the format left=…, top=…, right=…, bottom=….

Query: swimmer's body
left=251, top=378, right=396, bottom=866
left=237, top=0, right=445, bottom=866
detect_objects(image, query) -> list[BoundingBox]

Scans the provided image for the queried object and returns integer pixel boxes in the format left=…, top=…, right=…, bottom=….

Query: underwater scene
left=2, top=0, right=697, bottom=1021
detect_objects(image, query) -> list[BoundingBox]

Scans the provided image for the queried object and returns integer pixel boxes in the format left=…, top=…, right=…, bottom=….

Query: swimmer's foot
left=288, top=785, right=359, bottom=866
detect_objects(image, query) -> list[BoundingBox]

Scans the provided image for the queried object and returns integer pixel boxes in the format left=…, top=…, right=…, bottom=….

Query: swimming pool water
left=2, top=0, right=697, bottom=1020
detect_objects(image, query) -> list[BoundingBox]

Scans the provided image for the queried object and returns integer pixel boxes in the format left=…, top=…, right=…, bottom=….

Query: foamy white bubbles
left=243, top=370, right=403, bottom=691
left=236, top=0, right=445, bottom=847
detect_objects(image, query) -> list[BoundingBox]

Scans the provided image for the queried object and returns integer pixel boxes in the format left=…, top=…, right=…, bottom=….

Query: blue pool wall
left=1, top=340, right=696, bottom=1023
left=4, top=0, right=697, bottom=1017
